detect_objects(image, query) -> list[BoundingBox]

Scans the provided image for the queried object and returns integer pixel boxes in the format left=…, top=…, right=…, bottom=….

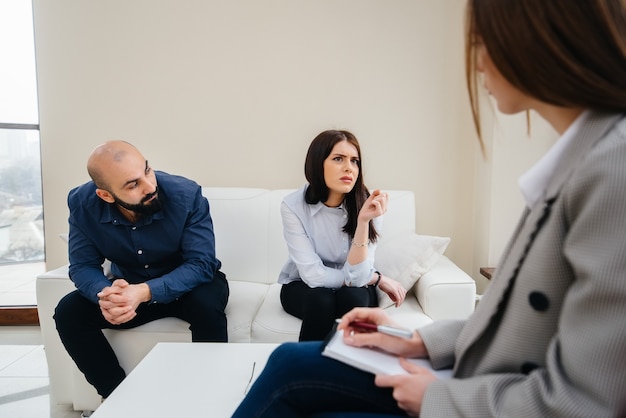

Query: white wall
left=472, top=107, right=558, bottom=293
left=0, top=326, right=42, bottom=345
left=32, top=0, right=558, bottom=288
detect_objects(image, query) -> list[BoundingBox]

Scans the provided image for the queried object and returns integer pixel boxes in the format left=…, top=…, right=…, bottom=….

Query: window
left=0, top=129, right=43, bottom=263
left=0, top=0, right=44, bottom=313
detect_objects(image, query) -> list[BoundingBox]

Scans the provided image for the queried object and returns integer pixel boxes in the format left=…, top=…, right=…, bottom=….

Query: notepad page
left=322, top=329, right=452, bottom=379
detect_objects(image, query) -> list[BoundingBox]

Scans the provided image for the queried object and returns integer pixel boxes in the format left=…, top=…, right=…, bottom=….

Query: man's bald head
left=87, top=140, right=140, bottom=190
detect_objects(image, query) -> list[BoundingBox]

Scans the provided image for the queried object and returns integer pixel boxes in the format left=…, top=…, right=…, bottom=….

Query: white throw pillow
left=374, top=233, right=450, bottom=309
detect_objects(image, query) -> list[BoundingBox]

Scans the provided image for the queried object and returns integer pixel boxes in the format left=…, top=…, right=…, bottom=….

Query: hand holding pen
left=337, top=307, right=428, bottom=359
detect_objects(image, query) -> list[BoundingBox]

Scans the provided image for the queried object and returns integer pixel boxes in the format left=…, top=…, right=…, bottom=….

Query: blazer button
left=521, top=362, right=539, bottom=374
left=528, top=291, right=549, bottom=311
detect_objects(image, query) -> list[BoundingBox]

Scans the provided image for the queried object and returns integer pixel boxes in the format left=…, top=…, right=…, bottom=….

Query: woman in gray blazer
left=232, top=1, right=626, bottom=416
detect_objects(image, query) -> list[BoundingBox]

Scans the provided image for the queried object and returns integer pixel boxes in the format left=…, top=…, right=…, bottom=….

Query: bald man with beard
left=54, top=140, right=229, bottom=399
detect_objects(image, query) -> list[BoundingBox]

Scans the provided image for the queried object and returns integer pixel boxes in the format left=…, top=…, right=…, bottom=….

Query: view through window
left=0, top=0, right=44, bottom=308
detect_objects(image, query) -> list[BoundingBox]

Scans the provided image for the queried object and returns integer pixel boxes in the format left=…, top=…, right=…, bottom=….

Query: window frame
left=0, top=1, right=42, bottom=326
left=0, top=123, right=42, bottom=325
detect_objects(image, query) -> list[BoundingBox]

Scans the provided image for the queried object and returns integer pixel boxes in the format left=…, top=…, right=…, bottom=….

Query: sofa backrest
left=202, top=188, right=415, bottom=285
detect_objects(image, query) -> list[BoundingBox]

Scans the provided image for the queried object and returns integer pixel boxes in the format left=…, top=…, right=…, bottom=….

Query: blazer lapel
left=454, top=200, right=550, bottom=368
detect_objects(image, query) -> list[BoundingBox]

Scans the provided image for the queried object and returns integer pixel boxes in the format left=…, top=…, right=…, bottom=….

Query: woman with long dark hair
left=279, top=130, right=406, bottom=341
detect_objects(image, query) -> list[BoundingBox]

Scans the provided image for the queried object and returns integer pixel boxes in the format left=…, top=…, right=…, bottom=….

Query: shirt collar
left=310, top=199, right=346, bottom=216
left=518, top=110, right=591, bottom=208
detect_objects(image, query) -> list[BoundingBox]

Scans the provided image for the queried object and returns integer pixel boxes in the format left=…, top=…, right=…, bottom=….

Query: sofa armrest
left=36, top=265, right=76, bottom=409
left=415, top=256, right=475, bottom=321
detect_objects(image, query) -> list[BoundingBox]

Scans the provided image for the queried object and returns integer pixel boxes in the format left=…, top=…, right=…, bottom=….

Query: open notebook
left=322, top=329, right=452, bottom=379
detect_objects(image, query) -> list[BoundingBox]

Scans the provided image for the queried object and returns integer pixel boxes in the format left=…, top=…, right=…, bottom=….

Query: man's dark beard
left=112, top=188, right=162, bottom=216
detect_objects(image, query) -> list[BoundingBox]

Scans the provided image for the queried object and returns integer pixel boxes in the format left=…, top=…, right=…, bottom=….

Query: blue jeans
left=232, top=342, right=406, bottom=418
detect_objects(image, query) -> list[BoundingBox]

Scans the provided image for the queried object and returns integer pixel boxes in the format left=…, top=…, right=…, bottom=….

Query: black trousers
left=280, top=280, right=378, bottom=342
left=54, top=271, right=229, bottom=398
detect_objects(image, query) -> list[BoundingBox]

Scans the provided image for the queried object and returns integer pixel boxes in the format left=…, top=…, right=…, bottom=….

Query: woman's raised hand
left=358, top=189, right=388, bottom=222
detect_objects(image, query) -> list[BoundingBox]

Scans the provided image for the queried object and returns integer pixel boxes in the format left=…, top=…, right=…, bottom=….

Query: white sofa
left=36, top=188, right=476, bottom=417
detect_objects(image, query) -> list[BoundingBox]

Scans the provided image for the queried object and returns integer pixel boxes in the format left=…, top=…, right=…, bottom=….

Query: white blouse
left=277, top=185, right=382, bottom=289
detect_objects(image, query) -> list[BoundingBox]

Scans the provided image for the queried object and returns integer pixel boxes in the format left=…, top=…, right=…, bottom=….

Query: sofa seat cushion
left=225, top=281, right=269, bottom=343
left=102, top=318, right=192, bottom=373
left=251, top=283, right=436, bottom=344
left=381, top=296, right=433, bottom=331
left=102, top=317, right=190, bottom=335
left=252, top=283, right=300, bottom=343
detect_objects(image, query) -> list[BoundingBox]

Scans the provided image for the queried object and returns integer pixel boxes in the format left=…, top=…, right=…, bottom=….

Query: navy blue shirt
left=67, top=171, right=221, bottom=304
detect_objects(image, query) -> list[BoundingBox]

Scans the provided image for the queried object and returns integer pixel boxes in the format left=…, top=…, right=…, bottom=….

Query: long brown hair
left=466, top=0, right=626, bottom=145
left=304, top=130, right=379, bottom=242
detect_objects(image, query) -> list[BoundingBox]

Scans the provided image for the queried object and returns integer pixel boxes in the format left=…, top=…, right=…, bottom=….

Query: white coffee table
left=91, top=342, right=279, bottom=417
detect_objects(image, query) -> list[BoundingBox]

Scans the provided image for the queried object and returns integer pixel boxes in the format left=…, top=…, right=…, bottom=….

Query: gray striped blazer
left=420, top=111, right=626, bottom=417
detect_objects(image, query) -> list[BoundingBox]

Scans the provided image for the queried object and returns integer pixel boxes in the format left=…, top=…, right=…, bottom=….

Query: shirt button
left=144, top=265, right=149, bottom=269
left=343, top=214, right=347, bottom=219
left=132, top=226, right=137, bottom=230
left=137, top=249, right=143, bottom=255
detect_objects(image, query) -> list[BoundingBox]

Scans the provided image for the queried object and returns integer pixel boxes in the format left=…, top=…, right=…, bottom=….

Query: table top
left=479, top=267, right=495, bottom=280
left=91, top=342, right=279, bottom=418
